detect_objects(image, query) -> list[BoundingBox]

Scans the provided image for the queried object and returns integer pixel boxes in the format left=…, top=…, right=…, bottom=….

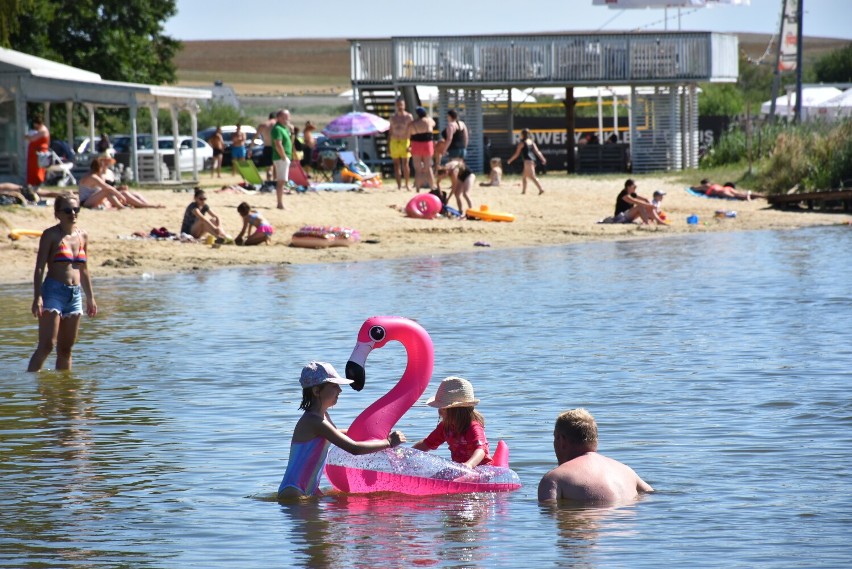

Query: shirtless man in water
left=538, top=408, right=653, bottom=504
left=389, top=98, right=413, bottom=190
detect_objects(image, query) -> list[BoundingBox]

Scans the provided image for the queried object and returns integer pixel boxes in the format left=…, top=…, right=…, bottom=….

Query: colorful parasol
left=322, top=112, right=390, bottom=139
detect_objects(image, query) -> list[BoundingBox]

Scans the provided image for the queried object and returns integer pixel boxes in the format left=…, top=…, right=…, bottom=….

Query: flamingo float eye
left=369, top=326, right=386, bottom=342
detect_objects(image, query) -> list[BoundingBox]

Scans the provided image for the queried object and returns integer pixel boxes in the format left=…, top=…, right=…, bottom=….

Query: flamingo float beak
left=345, top=360, right=366, bottom=391
left=345, top=341, right=372, bottom=391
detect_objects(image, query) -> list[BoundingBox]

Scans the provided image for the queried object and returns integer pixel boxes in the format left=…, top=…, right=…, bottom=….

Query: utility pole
left=794, top=0, right=804, bottom=123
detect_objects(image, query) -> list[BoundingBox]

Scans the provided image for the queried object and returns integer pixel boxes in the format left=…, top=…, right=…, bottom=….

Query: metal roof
left=0, top=47, right=212, bottom=106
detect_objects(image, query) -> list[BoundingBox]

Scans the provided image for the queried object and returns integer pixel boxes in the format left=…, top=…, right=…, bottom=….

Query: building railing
left=351, top=33, right=737, bottom=87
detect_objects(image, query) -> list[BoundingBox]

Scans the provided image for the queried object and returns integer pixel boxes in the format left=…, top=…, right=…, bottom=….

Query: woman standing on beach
left=408, top=107, right=436, bottom=191
left=26, top=115, right=50, bottom=188
left=507, top=128, right=546, bottom=195
left=28, top=194, right=97, bottom=372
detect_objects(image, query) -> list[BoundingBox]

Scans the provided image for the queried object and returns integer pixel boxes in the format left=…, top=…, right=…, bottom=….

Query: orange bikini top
left=54, top=233, right=87, bottom=263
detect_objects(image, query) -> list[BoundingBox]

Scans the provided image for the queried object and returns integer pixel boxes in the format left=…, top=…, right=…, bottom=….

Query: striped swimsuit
left=278, top=437, right=332, bottom=497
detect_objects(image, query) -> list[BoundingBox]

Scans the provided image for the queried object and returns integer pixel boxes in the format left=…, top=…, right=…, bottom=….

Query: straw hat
left=426, top=376, right=479, bottom=408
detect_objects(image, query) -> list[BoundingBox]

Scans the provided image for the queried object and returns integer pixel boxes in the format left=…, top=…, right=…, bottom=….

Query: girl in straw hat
left=412, top=376, right=492, bottom=469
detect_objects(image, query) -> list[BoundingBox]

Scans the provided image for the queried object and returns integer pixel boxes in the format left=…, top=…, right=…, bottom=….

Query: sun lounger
left=235, top=159, right=266, bottom=189
left=338, top=151, right=380, bottom=181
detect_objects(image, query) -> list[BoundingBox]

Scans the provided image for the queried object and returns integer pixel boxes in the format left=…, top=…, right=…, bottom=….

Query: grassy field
left=174, top=39, right=351, bottom=95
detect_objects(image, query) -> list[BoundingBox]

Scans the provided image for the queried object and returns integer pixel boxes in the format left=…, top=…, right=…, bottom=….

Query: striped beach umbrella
left=322, top=112, right=390, bottom=139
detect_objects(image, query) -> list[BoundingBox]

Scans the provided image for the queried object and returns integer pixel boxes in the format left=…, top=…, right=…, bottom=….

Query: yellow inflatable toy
left=8, top=229, right=43, bottom=241
left=465, top=205, right=515, bottom=223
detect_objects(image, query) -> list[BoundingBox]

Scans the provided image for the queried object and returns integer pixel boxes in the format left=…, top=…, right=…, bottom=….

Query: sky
left=164, top=0, right=851, bottom=41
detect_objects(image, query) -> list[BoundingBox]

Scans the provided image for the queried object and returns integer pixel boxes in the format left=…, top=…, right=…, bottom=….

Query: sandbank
left=1, top=172, right=849, bottom=286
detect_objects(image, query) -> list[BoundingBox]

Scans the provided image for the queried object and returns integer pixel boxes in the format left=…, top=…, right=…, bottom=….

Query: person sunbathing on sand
left=692, top=179, right=766, bottom=201
left=78, top=157, right=164, bottom=209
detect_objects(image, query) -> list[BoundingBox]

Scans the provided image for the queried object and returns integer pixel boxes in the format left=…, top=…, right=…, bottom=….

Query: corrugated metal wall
left=630, top=86, right=698, bottom=172
left=438, top=89, right=484, bottom=173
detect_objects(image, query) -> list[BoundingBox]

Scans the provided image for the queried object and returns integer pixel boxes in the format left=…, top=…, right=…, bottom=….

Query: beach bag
left=36, top=151, right=52, bottom=168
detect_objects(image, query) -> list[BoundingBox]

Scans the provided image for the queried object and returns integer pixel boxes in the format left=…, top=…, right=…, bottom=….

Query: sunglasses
left=61, top=207, right=81, bottom=215
left=198, top=196, right=207, bottom=201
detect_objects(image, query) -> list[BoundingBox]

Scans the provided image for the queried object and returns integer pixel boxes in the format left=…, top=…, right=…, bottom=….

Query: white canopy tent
left=805, top=88, right=852, bottom=121
left=759, top=86, right=843, bottom=119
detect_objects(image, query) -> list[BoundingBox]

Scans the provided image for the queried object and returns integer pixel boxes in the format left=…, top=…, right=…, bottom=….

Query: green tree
left=0, top=0, right=35, bottom=46
left=814, top=42, right=852, bottom=83
left=737, top=52, right=776, bottom=114
left=698, top=83, right=745, bottom=116
left=9, top=0, right=180, bottom=85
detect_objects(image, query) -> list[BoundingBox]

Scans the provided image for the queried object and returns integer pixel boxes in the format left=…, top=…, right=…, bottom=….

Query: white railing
left=350, top=33, right=737, bottom=86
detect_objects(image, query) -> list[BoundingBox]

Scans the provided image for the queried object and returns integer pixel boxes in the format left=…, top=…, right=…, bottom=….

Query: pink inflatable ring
left=405, top=193, right=442, bottom=219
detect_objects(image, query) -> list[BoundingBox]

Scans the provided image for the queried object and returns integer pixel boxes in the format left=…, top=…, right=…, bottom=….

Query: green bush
left=750, top=119, right=852, bottom=193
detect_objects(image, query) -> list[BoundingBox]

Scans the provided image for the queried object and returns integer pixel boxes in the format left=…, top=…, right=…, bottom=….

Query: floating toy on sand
left=405, top=193, right=442, bottom=219
left=465, top=205, right=515, bottom=222
left=325, top=316, right=521, bottom=495
left=341, top=167, right=382, bottom=188
left=8, top=229, right=43, bottom=241
left=290, top=225, right=360, bottom=248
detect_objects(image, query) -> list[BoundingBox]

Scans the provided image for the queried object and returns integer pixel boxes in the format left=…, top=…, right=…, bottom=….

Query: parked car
left=111, top=135, right=214, bottom=172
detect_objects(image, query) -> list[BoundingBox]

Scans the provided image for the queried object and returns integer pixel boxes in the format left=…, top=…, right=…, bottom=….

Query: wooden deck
left=767, top=189, right=852, bottom=212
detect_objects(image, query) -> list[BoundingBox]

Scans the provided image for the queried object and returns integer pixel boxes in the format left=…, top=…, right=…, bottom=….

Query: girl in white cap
left=278, top=361, right=406, bottom=500
left=412, top=376, right=492, bottom=470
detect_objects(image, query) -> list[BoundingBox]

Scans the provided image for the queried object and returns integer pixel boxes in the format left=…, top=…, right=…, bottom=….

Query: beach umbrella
left=322, top=112, right=390, bottom=139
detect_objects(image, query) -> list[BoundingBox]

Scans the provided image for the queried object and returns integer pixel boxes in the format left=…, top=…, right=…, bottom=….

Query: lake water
left=1, top=226, right=850, bottom=568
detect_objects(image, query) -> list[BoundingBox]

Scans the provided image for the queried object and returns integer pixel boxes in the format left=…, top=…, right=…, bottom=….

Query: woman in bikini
left=507, top=128, right=547, bottom=195
left=78, top=157, right=163, bottom=209
left=28, top=194, right=97, bottom=372
left=408, top=107, right=436, bottom=191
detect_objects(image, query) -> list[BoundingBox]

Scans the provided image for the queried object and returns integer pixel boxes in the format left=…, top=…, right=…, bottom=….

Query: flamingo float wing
left=324, top=316, right=521, bottom=495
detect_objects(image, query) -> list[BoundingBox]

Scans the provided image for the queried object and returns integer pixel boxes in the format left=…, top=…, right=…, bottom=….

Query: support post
left=170, top=105, right=181, bottom=181
left=564, top=87, right=575, bottom=174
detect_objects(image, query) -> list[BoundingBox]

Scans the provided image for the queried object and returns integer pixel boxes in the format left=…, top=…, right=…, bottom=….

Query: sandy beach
left=2, top=172, right=849, bottom=286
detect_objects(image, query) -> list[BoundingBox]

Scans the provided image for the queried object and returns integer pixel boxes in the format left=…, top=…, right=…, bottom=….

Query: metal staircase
left=356, top=86, right=421, bottom=176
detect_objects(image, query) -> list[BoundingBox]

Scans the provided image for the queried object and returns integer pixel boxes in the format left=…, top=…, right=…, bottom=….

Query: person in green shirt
left=272, top=109, right=293, bottom=209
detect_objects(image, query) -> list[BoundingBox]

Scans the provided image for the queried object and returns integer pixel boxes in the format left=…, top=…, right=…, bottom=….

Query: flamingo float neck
left=345, top=316, right=434, bottom=442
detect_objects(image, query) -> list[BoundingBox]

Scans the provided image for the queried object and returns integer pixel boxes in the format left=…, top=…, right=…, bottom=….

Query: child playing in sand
left=412, top=376, right=492, bottom=469
left=278, top=361, right=405, bottom=499
left=235, top=202, right=274, bottom=245
left=479, top=157, right=503, bottom=187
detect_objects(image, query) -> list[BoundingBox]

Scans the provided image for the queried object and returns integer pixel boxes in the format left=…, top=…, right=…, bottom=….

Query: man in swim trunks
left=389, top=98, right=413, bottom=190
left=538, top=408, right=654, bottom=504
left=249, top=112, right=276, bottom=181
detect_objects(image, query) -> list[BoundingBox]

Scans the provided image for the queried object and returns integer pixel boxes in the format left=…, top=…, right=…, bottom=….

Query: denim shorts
left=41, top=277, right=83, bottom=317
left=446, top=147, right=467, bottom=159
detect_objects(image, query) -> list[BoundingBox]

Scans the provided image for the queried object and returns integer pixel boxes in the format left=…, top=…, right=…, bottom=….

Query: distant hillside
left=174, top=39, right=350, bottom=96
left=174, top=35, right=850, bottom=96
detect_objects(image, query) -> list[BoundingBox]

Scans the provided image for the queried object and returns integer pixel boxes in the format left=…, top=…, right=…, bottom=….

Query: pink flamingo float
left=325, top=316, right=521, bottom=495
